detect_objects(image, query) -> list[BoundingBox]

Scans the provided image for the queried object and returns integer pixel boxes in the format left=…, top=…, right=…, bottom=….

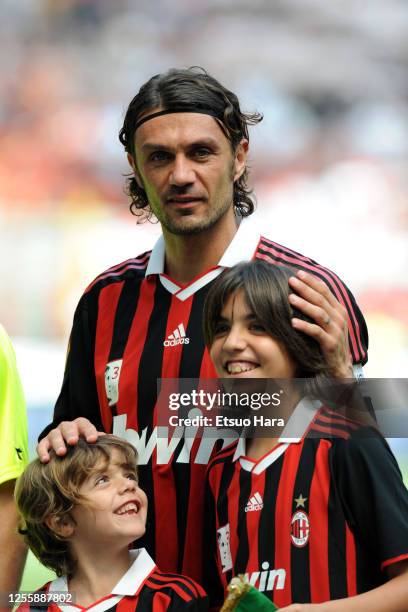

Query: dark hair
left=119, top=66, right=262, bottom=220
left=203, top=261, right=331, bottom=396
left=15, top=436, right=138, bottom=577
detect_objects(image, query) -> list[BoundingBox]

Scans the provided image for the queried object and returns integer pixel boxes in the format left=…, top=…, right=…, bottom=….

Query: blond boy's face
left=69, top=449, right=147, bottom=547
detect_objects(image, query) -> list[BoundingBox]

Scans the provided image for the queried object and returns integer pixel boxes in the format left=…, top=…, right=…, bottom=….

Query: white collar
left=233, top=397, right=322, bottom=473
left=145, top=217, right=262, bottom=300
left=48, top=548, right=156, bottom=611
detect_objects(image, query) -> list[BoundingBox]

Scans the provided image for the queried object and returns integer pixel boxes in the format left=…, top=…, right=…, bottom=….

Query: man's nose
left=169, top=154, right=195, bottom=186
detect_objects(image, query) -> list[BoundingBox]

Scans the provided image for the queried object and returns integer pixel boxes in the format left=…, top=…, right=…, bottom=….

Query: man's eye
left=126, top=472, right=138, bottom=482
left=193, top=148, right=211, bottom=158
left=149, top=151, right=171, bottom=162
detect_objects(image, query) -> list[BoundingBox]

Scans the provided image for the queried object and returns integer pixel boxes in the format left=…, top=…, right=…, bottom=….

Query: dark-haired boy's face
left=128, top=111, right=248, bottom=236
left=210, top=290, right=296, bottom=379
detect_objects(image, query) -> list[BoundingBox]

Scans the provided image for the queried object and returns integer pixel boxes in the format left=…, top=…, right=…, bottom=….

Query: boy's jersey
left=17, top=549, right=208, bottom=612
left=204, top=407, right=408, bottom=608
left=40, top=221, right=368, bottom=581
left=0, top=324, right=28, bottom=485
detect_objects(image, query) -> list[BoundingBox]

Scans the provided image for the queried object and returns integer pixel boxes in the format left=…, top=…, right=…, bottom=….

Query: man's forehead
left=134, top=110, right=228, bottom=147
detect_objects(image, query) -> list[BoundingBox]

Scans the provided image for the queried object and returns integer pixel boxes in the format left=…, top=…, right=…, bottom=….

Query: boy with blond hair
left=15, top=435, right=208, bottom=611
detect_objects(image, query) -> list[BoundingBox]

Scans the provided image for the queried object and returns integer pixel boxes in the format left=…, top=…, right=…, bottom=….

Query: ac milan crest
left=291, top=510, right=310, bottom=547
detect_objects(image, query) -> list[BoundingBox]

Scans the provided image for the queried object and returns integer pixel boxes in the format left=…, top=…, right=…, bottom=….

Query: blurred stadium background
left=0, top=0, right=406, bottom=591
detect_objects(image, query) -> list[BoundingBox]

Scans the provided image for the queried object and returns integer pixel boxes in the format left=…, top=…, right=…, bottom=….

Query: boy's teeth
left=227, top=363, right=255, bottom=374
left=117, top=502, right=138, bottom=515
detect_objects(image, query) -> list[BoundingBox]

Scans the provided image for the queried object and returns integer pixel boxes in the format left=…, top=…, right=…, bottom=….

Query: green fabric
left=0, top=324, right=28, bottom=485
left=234, top=586, right=278, bottom=611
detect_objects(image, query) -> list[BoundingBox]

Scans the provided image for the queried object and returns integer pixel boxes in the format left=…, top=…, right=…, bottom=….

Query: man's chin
left=161, top=207, right=231, bottom=236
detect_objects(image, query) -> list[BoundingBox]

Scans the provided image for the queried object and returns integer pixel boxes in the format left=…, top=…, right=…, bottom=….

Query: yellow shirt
left=0, top=324, right=28, bottom=485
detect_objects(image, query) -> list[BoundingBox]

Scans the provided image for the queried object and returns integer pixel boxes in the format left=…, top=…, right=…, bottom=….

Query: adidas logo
left=163, top=323, right=190, bottom=347
left=245, top=492, right=264, bottom=512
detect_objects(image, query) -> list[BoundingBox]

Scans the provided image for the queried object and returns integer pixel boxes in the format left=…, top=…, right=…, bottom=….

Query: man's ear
left=45, top=514, right=75, bottom=538
left=233, top=139, right=249, bottom=182
left=127, top=153, right=143, bottom=189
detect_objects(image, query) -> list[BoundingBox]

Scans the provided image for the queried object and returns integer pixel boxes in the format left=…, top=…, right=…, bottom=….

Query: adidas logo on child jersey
left=163, top=323, right=190, bottom=347
left=245, top=492, right=264, bottom=512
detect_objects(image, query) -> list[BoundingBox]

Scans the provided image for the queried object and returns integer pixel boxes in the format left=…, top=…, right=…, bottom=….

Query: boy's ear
left=45, top=514, right=75, bottom=538
left=127, top=153, right=143, bottom=189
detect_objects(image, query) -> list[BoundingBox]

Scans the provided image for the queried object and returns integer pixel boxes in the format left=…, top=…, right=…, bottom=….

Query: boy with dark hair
left=15, top=436, right=208, bottom=611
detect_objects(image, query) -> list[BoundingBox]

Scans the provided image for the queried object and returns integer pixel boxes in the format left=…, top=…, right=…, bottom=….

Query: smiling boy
left=15, top=436, right=208, bottom=611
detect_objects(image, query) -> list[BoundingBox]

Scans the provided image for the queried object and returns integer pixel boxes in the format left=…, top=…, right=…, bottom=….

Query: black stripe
left=327, top=458, right=348, bottom=599
left=108, top=278, right=142, bottom=362
left=258, top=453, right=283, bottom=585
left=216, top=459, right=237, bottom=585
left=179, top=285, right=211, bottom=377
left=234, top=467, right=252, bottom=575
left=173, top=453, right=191, bottom=571
left=136, top=279, right=170, bottom=561
left=290, top=440, right=317, bottom=603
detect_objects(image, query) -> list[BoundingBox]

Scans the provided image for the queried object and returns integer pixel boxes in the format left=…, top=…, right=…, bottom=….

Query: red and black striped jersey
left=204, top=406, right=408, bottom=609
left=40, top=221, right=368, bottom=582
left=17, top=549, right=208, bottom=612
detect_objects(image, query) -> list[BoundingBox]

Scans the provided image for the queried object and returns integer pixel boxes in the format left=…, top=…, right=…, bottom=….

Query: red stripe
left=151, top=572, right=203, bottom=597
left=256, top=244, right=364, bottom=363
left=117, top=278, right=156, bottom=430
left=199, top=347, right=218, bottom=378
left=309, top=441, right=331, bottom=602
left=322, top=407, right=361, bottom=428
left=182, top=448, right=207, bottom=581
left=345, top=523, right=357, bottom=596
left=153, top=294, right=194, bottom=574
left=152, top=590, right=172, bottom=610
left=246, top=472, right=265, bottom=574
left=115, top=596, right=136, bottom=612
left=317, top=412, right=359, bottom=430
left=94, top=282, right=124, bottom=431
left=85, top=254, right=151, bottom=292
left=308, top=422, right=350, bottom=440
left=146, top=578, right=192, bottom=601
left=274, top=443, right=303, bottom=608
left=381, top=552, right=408, bottom=570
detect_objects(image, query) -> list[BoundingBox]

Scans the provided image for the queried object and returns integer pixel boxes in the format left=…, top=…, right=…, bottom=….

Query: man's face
left=128, top=111, right=248, bottom=235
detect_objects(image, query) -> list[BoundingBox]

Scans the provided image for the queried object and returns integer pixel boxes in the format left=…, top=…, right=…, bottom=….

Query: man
left=0, top=324, right=28, bottom=603
left=37, top=67, right=368, bottom=582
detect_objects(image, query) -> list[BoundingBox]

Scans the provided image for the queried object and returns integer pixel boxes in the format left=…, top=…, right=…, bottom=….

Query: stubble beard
left=158, top=195, right=234, bottom=236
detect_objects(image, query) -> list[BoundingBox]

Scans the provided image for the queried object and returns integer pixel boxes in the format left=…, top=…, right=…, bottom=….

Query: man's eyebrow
left=141, top=137, right=220, bottom=152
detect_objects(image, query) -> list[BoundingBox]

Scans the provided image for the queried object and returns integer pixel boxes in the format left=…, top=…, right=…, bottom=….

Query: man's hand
left=36, top=417, right=103, bottom=463
left=288, top=270, right=354, bottom=379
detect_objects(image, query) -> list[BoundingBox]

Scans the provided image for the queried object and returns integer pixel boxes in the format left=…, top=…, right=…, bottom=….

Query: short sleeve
left=332, top=429, right=408, bottom=570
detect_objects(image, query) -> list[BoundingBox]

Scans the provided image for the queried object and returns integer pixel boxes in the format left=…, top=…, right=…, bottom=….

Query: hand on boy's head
left=37, top=417, right=103, bottom=463
left=288, top=270, right=353, bottom=379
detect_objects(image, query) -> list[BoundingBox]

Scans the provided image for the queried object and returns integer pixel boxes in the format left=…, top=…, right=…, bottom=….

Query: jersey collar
left=145, top=217, right=262, bottom=301
left=47, top=548, right=156, bottom=612
left=233, top=397, right=322, bottom=473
